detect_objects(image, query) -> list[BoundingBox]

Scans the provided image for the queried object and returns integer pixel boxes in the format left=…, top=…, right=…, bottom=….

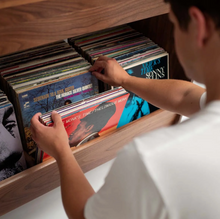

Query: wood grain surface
left=0, top=0, right=169, bottom=56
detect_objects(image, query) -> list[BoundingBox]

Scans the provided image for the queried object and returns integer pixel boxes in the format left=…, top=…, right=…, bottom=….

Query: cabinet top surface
left=0, top=0, right=169, bottom=56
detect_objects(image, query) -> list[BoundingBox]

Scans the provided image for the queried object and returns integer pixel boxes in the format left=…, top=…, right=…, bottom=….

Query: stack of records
left=0, top=89, right=8, bottom=106
left=0, top=89, right=27, bottom=181
left=0, top=40, right=99, bottom=165
left=39, top=87, right=129, bottom=162
left=68, top=25, right=169, bottom=128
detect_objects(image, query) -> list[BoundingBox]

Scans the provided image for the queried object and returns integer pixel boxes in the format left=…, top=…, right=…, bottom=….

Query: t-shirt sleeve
left=200, top=92, right=207, bottom=109
left=84, top=142, right=168, bottom=219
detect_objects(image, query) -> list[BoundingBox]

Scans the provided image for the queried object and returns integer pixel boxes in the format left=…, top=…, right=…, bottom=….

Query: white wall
left=0, top=159, right=115, bottom=219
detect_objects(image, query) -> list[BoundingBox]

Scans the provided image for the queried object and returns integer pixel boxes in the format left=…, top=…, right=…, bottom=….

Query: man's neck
left=204, top=67, right=220, bottom=104
left=198, top=34, right=220, bottom=104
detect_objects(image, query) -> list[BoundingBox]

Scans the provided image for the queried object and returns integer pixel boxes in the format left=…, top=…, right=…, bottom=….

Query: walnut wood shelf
left=0, top=0, right=169, bottom=56
left=0, top=0, right=187, bottom=216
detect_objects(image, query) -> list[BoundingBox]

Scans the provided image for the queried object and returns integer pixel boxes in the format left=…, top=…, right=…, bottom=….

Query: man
left=30, top=0, right=220, bottom=218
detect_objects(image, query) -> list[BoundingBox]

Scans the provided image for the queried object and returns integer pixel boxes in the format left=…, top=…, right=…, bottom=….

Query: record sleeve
left=40, top=88, right=129, bottom=162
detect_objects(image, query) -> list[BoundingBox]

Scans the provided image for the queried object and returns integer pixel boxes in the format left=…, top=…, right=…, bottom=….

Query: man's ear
left=189, top=7, right=214, bottom=48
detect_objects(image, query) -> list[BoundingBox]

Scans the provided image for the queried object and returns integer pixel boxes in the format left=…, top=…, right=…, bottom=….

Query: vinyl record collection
left=0, top=40, right=99, bottom=165
left=68, top=25, right=169, bottom=128
left=0, top=24, right=169, bottom=168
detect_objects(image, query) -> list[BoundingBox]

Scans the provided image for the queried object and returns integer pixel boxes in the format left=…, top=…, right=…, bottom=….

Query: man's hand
left=89, top=56, right=131, bottom=87
left=30, top=111, right=71, bottom=161
left=31, top=111, right=95, bottom=219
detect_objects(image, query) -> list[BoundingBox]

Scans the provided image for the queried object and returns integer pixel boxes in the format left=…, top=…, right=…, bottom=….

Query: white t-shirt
left=85, top=94, right=220, bottom=219
left=200, top=92, right=206, bottom=109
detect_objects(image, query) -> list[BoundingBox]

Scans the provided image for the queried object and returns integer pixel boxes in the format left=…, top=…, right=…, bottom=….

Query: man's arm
left=121, top=77, right=205, bottom=117
left=57, top=150, right=94, bottom=219
left=30, top=112, right=95, bottom=219
left=89, top=56, right=205, bottom=117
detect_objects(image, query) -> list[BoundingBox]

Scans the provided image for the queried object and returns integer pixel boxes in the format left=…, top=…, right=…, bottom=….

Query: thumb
left=92, top=71, right=106, bottom=82
left=30, top=112, right=43, bottom=129
left=51, top=111, right=63, bottom=127
left=89, top=60, right=106, bottom=72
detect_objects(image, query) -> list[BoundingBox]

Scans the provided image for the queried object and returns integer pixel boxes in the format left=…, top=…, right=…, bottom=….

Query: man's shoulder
left=133, top=102, right=220, bottom=158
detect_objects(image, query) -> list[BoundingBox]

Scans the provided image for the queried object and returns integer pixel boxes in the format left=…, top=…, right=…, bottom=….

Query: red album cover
left=42, top=92, right=129, bottom=161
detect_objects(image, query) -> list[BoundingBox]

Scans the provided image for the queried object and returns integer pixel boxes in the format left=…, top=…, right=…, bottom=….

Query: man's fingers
left=96, top=55, right=110, bottom=61
left=30, top=112, right=42, bottom=129
left=51, top=111, right=63, bottom=127
left=89, top=60, right=107, bottom=72
left=30, top=113, right=43, bottom=142
left=92, top=71, right=106, bottom=81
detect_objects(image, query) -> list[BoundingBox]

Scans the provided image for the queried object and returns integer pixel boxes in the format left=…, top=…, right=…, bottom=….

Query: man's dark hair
left=81, top=101, right=116, bottom=132
left=164, top=0, right=220, bottom=30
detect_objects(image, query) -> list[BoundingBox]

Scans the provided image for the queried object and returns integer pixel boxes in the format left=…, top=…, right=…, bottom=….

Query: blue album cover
left=17, top=71, right=99, bottom=156
left=117, top=54, right=168, bottom=128
left=18, top=72, right=98, bottom=127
